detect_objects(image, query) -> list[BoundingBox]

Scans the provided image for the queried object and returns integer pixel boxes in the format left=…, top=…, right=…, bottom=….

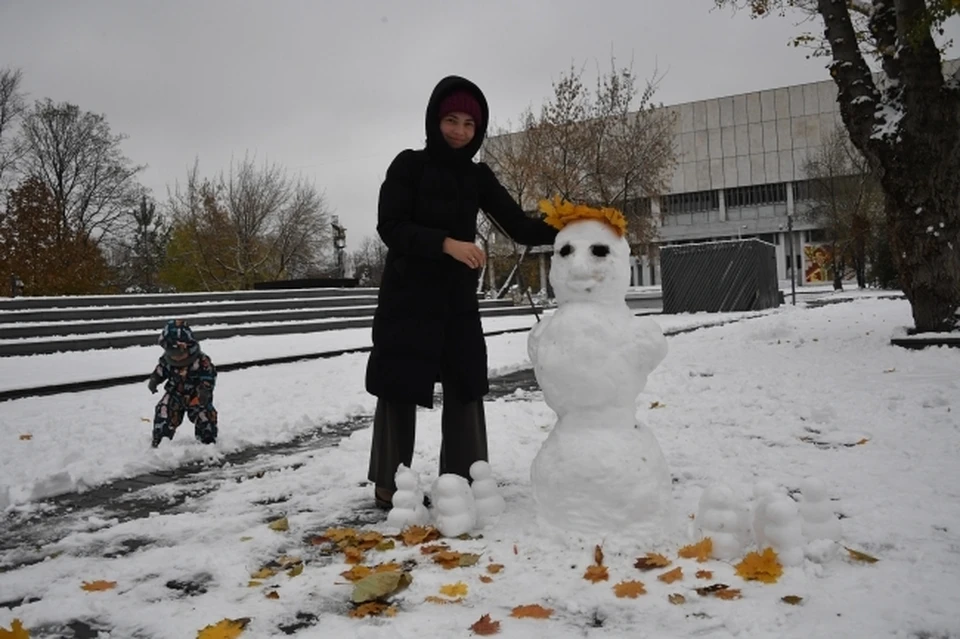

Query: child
left=365, top=76, right=559, bottom=508
left=147, top=319, right=218, bottom=447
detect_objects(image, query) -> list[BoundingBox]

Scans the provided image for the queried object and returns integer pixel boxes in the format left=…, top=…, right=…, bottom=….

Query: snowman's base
left=530, top=420, right=672, bottom=540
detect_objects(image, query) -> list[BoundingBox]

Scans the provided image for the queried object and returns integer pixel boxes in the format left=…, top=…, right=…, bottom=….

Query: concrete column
left=718, top=188, right=727, bottom=222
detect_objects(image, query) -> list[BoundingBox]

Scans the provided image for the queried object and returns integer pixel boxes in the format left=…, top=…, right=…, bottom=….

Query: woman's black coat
left=365, top=76, right=557, bottom=408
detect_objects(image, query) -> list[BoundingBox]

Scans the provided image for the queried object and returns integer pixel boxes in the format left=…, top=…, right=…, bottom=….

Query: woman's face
left=440, top=112, right=476, bottom=149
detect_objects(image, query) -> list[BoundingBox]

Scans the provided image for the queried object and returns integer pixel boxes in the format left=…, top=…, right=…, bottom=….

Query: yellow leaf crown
left=537, top=196, right=627, bottom=237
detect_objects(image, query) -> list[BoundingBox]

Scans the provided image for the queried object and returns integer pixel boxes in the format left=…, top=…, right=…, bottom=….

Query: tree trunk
left=886, top=186, right=960, bottom=333
left=816, top=0, right=960, bottom=333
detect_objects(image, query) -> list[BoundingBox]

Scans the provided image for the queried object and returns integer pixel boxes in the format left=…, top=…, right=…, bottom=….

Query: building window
left=725, top=183, right=787, bottom=208
left=661, top=189, right=719, bottom=214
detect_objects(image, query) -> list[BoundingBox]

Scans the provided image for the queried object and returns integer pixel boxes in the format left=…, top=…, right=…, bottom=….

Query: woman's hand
left=443, top=238, right=486, bottom=269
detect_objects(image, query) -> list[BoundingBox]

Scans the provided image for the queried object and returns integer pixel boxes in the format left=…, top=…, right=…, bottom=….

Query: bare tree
left=714, top=0, right=960, bottom=332
left=166, top=155, right=332, bottom=290
left=801, top=126, right=884, bottom=289
left=0, top=68, right=26, bottom=196
left=350, top=235, right=389, bottom=286
left=581, top=60, right=678, bottom=248
left=534, top=66, right=594, bottom=203
left=107, top=192, right=170, bottom=292
left=18, top=99, right=144, bottom=243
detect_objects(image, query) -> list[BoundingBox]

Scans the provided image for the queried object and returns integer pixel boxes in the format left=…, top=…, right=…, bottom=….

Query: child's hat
left=159, top=319, right=197, bottom=349
left=438, top=90, right=483, bottom=126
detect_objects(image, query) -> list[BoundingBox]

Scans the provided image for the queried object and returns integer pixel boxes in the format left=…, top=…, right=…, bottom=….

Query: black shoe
left=196, top=425, right=217, bottom=445
left=151, top=431, right=163, bottom=448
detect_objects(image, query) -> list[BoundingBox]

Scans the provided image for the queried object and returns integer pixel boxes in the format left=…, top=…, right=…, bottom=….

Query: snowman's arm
left=632, top=316, right=669, bottom=371
left=527, top=314, right=551, bottom=367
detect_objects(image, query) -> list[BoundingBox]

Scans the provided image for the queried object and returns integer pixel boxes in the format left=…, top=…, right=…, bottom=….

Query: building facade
left=487, top=59, right=959, bottom=290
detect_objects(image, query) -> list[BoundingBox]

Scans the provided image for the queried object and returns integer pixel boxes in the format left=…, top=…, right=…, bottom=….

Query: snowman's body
left=528, top=218, right=671, bottom=537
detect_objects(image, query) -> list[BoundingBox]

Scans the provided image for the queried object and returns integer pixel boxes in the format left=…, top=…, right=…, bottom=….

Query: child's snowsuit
left=148, top=320, right=218, bottom=446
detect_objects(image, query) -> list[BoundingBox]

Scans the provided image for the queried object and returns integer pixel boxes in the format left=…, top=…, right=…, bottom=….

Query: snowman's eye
left=591, top=244, right=610, bottom=257
left=559, top=243, right=574, bottom=257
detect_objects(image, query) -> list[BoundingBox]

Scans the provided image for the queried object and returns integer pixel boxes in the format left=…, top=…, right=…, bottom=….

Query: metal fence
left=660, top=239, right=780, bottom=313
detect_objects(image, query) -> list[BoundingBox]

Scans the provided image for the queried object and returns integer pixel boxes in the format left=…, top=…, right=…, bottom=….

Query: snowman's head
left=550, top=218, right=630, bottom=304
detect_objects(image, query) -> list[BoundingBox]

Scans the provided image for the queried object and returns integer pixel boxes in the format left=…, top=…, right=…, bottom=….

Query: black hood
left=424, top=75, right=489, bottom=164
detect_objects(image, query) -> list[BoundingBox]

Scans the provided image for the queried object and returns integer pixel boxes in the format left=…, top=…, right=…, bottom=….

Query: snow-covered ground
left=1, top=295, right=958, bottom=638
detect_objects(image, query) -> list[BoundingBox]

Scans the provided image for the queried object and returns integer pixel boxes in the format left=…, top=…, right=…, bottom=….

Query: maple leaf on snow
left=634, top=552, right=671, bottom=571
left=678, top=538, right=713, bottom=562
left=81, top=580, right=117, bottom=592
left=510, top=604, right=553, bottom=619
left=583, top=564, right=609, bottom=583
left=657, top=566, right=683, bottom=584
left=400, top=525, right=441, bottom=546
left=196, top=617, right=250, bottom=639
left=613, top=580, right=647, bottom=598
left=0, top=619, right=30, bottom=639
left=439, top=582, right=469, bottom=598
left=735, top=548, right=783, bottom=583
left=348, top=602, right=397, bottom=618
left=470, top=614, right=501, bottom=635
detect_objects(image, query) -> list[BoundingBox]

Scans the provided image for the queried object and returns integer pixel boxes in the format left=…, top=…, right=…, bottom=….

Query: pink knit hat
left=438, top=90, right=483, bottom=126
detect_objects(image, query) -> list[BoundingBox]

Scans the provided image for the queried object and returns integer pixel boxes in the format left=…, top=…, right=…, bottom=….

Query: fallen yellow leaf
left=479, top=575, right=494, bottom=584
left=265, top=590, right=279, bottom=600
left=321, top=528, right=358, bottom=544
left=668, top=593, right=686, bottom=605
left=196, top=617, right=250, bottom=639
left=844, top=546, right=879, bottom=564
left=343, top=546, right=365, bottom=565
left=348, top=602, right=396, bottom=618
left=510, top=604, right=553, bottom=619
left=19, top=434, right=32, bottom=441
left=634, top=552, right=671, bottom=571
left=268, top=517, right=289, bottom=532
left=613, top=580, right=647, bottom=598
left=714, top=588, right=742, bottom=600
left=250, top=567, right=276, bottom=580
left=425, top=595, right=464, bottom=604
left=781, top=595, right=804, bottom=605
left=0, top=618, right=29, bottom=639
left=695, top=570, right=713, bottom=579
left=286, top=564, right=303, bottom=577
left=400, top=525, right=441, bottom=546
left=658, top=566, right=683, bottom=584
left=678, top=538, right=713, bottom=562
left=594, top=544, right=604, bottom=566
left=81, top=580, right=117, bottom=592
left=247, top=580, right=262, bottom=588
left=486, top=563, right=504, bottom=574
left=439, top=582, right=468, bottom=598
left=735, top=548, right=783, bottom=583
left=470, top=614, right=501, bottom=636
left=583, top=564, right=609, bottom=583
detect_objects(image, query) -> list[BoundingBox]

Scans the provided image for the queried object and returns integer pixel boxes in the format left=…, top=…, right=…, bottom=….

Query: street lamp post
left=787, top=214, right=796, bottom=306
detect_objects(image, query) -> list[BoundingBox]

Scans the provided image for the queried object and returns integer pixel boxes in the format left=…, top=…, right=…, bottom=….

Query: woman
left=366, top=75, right=557, bottom=508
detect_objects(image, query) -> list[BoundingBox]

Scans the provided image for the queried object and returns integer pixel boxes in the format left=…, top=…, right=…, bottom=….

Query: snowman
left=527, top=198, right=671, bottom=538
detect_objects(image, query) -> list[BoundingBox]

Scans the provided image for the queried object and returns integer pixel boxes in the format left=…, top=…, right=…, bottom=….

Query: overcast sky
left=2, top=0, right=958, bottom=248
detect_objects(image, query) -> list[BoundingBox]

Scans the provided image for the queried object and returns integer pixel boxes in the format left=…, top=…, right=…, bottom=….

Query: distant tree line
left=0, top=67, right=335, bottom=296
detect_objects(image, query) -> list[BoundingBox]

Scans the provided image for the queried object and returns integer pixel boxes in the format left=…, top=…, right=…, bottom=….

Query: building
left=486, top=58, right=960, bottom=290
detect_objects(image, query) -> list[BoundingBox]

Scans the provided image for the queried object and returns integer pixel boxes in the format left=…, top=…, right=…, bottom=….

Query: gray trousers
left=367, top=392, right=488, bottom=491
